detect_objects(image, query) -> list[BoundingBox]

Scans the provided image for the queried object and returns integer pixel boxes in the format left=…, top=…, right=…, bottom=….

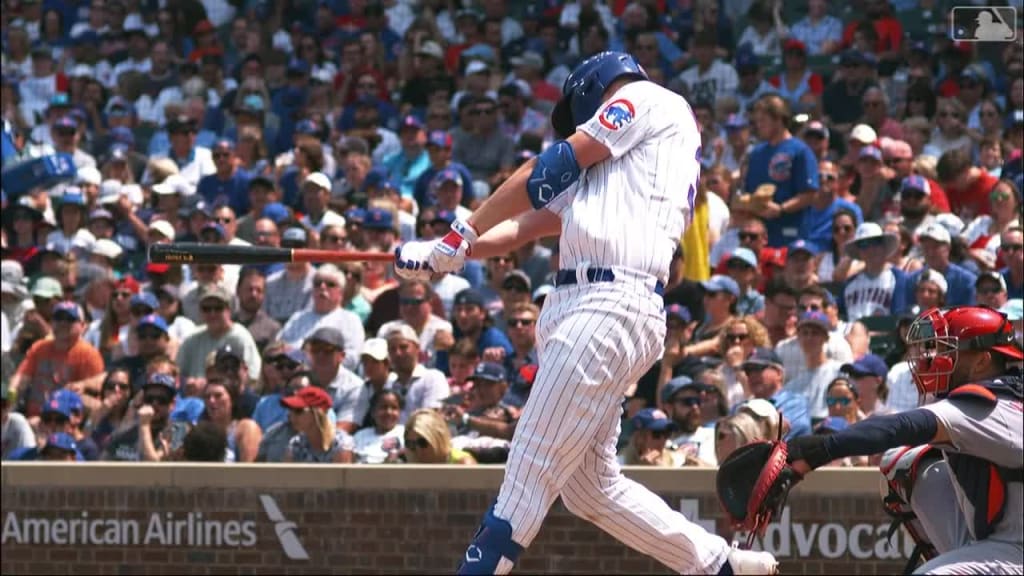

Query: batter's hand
left=394, top=240, right=436, bottom=280
left=428, top=220, right=478, bottom=274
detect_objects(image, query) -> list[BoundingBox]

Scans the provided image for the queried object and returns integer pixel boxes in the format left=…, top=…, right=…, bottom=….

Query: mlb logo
left=950, top=6, right=1017, bottom=42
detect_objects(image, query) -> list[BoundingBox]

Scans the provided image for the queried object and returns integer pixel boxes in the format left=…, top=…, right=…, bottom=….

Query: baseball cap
left=735, top=45, right=759, bottom=70
left=660, top=375, right=703, bottom=404
left=631, top=408, right=676, bottom=432
left=917, top=221, right=951, bottom=245
left=41, top=432, right=79, bottom=456
left=849, top=124, right=877, bottom=145
left=145, top=373, right=177, bottom=393
left=281, top=226, right=309, bottom=247
left=42, top=389, right=84, bottom=418
left=917, top=269, right=948, bottom=295
left=501, top=270, right=532, bottom=293
left=432, top=168, right=463, bottom=189
left=976, top=271, right=1008, bottom=292
left=344, top=207, right=366, bottom=225
left=432, top=210, right=457, bottom=226
left=198, top=284, right=232, bottom=305
left=454, top=288, right=485, bottom=308
left=148, top=220, right=176, bottom=241
left=900, top=175, right=931, bottom=196
left=77, top=165, right=102, bottom=186
left=261, top=202, right=290, bottom=225
left=89, top=208, right=114, bottom=222
left=725, top=247, right=758, bottom=269
left=130, top=292, right=159, bottom=311
left=803, top=120, right=829, bottom=139
left=532, top=284, right=554, bottom=303
left=797, top=310, right=831, bottom=333
left=465, top=60, right=489, bottom=76
left=239, top=94, right=265, bottom=112
left=399, top=115, right=424, bottom=132
left=470, top=362, right=507, bottom=383
left=701, top=275, right=740, bottom=298
left=361, top=338, right=389, bottom=361
left=665, top=303, right=692, bottom=324
left=32, top=276, right=64, bottom=299
left=98, top=179, right=122, bottom=204
left=742, top=347, right=784, bottom=371
left=723, top=114, right=748, bottom=131
left=384, top=323, right=419, bottom=344
left=841, top=354, right=888, bottom=379
left=51, top=301, right=82, bottom=322
left=303, top=172, right=331, bottom=191
left=294, top=119, right=319, bottom=135
left=786, top=240, right=818, bottom=258
left=510, top=50, right=544, bottom=69
left=815, top=416, right=849, bottom=434
left=306, top=326, right=345, bottom=349
left=782, top=38, right=807, bottom=54
left=933, top=213, right=966, bottom=237
left=858, top=145, right=883, bottom=163
left=362, top=208, right=394, bottom=231
left=214, top=344, right=244, bottom=366
left=427, top=130, right=453, bottom=148
left=280, top=386, right=333, bottom=411
left=416, top=40, right=444, bottom=59
left=200, top=222, right=226, bottom=240
left=137, top=313, right=169, bottom=334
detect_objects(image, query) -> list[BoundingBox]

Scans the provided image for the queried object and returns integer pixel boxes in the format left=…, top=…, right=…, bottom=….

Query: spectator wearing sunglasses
left=618, top=408, right=683, bottom=467
left=256, top=371, right=336, bottom=462
left=39, top=388, right=99, bottom=460
left=175, top=285, right=262, bottom=380
left=276, top=264, right=365, bottom=370
left=714, top=316, right=771, bottom=409
left=85, top=368, right=133, bottom=453
left=377, top=279, right=453, bottom=365
left=741, top=347, right=811, bottom=440
left=104, top=373, right=186, bottom=461
left=662, top=377, right=717, bottom=466
left=999, top=227, right=1024, bottom=300
left=280, top=385, right=353, bottom=463
left=824, top=376, right=861, bottom=425
left=402, top=408, right=476, bottom=465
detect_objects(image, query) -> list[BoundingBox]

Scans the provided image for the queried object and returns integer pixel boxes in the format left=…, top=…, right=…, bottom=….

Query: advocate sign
left=1, top=494, right=309, bottom=560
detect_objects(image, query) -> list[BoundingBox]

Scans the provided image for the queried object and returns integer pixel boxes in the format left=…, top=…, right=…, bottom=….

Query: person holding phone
left=103, top=373, right=188, bottom=461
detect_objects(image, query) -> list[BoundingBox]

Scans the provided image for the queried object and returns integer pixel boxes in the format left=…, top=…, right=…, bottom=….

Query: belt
left=554, top=268, right=665, bottom=296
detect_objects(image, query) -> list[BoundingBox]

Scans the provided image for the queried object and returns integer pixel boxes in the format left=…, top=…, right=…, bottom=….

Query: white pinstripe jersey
left=546, top=81, right=700, bottom=284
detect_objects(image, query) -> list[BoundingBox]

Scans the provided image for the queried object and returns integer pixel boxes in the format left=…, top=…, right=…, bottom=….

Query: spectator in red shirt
left=840, top=0, right=902, bottom=60
left=937, top=148, right=1000, bottom=220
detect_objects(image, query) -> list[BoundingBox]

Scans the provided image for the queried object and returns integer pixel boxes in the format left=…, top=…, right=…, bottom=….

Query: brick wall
left=1, top=465, right=910, bottom=575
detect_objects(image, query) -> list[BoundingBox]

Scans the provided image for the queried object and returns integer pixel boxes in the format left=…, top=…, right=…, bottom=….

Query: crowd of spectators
left=1, top=0, right=1023, bottom=467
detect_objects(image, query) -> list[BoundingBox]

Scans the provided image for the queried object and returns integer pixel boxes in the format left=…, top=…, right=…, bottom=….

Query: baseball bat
left=148, top=243, right=395, bottom=265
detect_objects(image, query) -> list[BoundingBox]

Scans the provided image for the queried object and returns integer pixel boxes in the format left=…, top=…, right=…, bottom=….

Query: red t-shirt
left=946, top=170, right=998, bottom=219
left=925, top=177, right=951, bottom=213
left=842, top=17, right=903, bottom=53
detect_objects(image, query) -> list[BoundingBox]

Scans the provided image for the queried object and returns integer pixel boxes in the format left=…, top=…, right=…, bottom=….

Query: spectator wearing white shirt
left=276, top=264, right=364, bottom=372
left=377, top=280, right=454, bottom=366
left=299, top=172, right=346, bottom=234
left=384, top=324, right=450, bottom=424
left=152, top=115, right=216, bottom=190
left=304, top=327, right=366, bottom=434
left=783, top=311, right=843, bottom=420
left=352, top=389, right=405, bottom=464
left=736, top=0, right=788, bottom=57
left=18, top=45, right=61, bottom=124
left=111, top=28, right=152, bottom=86
left=49, top=116, right=97, bottom=170
left=676, top=31, right=738, bottom=107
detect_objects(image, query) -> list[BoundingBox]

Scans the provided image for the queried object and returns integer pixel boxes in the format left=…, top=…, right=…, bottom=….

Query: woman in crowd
left=962, top=179, right=1021, bottom=270
left=85, top=278, right=137, bottom=364
left=352, top=390, right=405, bottom=464
left=339, top=261, right=372, bottom=324
left=282, top=386, right=354, bottom=464
left=824, top=377, right=861, bottom=425
left=715, top=410, right=772, bottom=464
left=816, top=209, right=863, bottom=284
left=925, top=98, right=972, bottom=158
left=911, top=270, right=947, bottom=315
left=154, top=284, right=195, bottom=344
left=202, top=375, right=262, bottom=463
left=402, top=409, right=475, bottom=465
left=716, top=316, right=771, bottom=408
left=236, top=124, right=270, bottom=178
left=86, top=368, right=134, bottom=453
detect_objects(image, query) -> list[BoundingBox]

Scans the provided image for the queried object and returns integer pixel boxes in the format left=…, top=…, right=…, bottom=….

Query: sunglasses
left=673, top=396, right=702, bottom=407
left=738, top=232, right=762, bottom=242
left=400, top=297, right=426, bottom=306
left=507, top=318, right=535, bottom=327
left=489, top=256, right=513, bottom=265
left=104, top=380, right=131, bottom=392
left=289, top=406, right=310, bottom=415
left=977, top=286, right=1004, bottom=295
left=314, top=278, right=339, bottom=288
left=405, top=437, right=431, bottom=450
left=724, top=333, right=749, bottom=343
left=1000, top=244, right=1023, bottom=252
left=41, top=413, right=69, bottom=425
left=800, top=303, right=822, bottom=312
left=826, top=397, right=852, bottom=407
left=137, top=329, right=165, bottom=340
left=990, top=190, right=1012, bottom=202
left=114, top=291, right=134, bottom=299
left=650, top=430, right=671, bottom=439
left=271, top=359, right=300, bottom=371
left=144, top=394, right=172, bottom=406
left=201, top=304, right=226, bottom=313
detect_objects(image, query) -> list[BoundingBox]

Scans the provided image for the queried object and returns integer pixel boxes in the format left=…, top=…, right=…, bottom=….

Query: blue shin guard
left=456, top=505, right=524, bottom=575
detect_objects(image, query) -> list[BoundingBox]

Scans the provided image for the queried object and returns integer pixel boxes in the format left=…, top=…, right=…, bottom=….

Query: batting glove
left=428, top=219, right=478, bottom=274
left=394, top=240, right=436, bottom=280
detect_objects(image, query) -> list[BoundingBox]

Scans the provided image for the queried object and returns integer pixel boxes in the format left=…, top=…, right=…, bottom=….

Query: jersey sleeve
left=577, top=81, right=660, bottom=160
left=791, top=143, right=820, bottom=193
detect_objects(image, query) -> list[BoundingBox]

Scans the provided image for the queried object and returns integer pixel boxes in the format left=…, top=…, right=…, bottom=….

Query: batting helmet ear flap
left=551, top=97, right=576, bottom=140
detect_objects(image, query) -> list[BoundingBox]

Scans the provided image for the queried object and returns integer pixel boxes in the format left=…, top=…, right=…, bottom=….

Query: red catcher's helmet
left=907, top=306, right=1024, bottom=397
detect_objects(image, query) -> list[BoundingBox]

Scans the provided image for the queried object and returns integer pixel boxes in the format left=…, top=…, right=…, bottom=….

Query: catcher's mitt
left=716, top=440, right=803, bottom=547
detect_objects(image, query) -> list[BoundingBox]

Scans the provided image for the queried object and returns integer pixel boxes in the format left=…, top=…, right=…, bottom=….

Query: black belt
left=554, top=268, right=665, bottom=296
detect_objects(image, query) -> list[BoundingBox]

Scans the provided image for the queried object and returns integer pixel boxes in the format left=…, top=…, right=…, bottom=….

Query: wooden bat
left=148, top=243, right=395, bottom=265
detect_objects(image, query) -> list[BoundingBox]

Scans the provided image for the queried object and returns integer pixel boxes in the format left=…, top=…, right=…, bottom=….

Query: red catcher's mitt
left=716, top=440, right=803, bottom=547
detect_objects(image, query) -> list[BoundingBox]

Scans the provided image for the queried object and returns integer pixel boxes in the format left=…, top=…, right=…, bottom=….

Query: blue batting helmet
left=551, top=51, right=647, bottom=139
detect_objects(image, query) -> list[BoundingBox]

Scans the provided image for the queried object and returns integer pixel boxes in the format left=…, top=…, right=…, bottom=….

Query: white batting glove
left=393, top=240, right=436, bottom=280
left=428, top=220, right=478, bottom=274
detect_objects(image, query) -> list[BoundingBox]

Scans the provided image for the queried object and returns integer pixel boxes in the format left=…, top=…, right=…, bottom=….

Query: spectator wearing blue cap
left=252, top=348, right=312, bottom=433
left=661, top=376, right=718, bottom=465
left=104, top=372, right=189, bottom=461
left=741, top=347, right=811, bottom=439
left=116, top=312, right=172, bottom=392
left=618, top=408, right=684, bottom=467
left=49, top=115, right=97, bottom=170
left=783, top=311, right=843, bottom=420
left=365, top=180, right=417, bottom=243
left=148, top=114, right=216, bottom=190
left=840, top=354, right=893, bottom=418
left=722, top=248, right=764, bottom=315
left=431, top=168, right=474, bottom=221
left=732, top=44, right=775, bottom=114
left=382, top=115, right=431, bottom=200
left=691, top=275, right=740, bottom=350
left=413, top=130, right=475, bottom=210
left=361, top=207, right=400, bottom=252
left=498, top=81, right=550, bottom=144
left=720, top=116, right=751, bottom=178
left=443, top=288, right=514, bottom=374
left=37, top=388, right=99, bottom=460
left=196, top=139, right=252, bottom=216
left=445, top=361, right=516, bottom=462
left=37, top=433, right=84, bottom=462
left=800, top=159, right=864, bottom=254
left=782, top=239, right=820, bottom=292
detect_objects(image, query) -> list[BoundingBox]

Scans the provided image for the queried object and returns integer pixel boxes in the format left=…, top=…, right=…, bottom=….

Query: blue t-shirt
left=906, top=263, right=977, bottom=307
left=770, top=389, right=811, bottom=440
left=196, top=170, right=252, bottom=215
left=744, top=137, right=820, bottom=247
left=800, top=198, right=863, bottom=254
left=383, top=148, right=431, bottom=199
left=413, top=162, right=475, bottom=209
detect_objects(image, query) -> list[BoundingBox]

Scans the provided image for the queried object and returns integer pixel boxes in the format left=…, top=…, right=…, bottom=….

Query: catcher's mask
left=907, top=306, right=1023, bottom=399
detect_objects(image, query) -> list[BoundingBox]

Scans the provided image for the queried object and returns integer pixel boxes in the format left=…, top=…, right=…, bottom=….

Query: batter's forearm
left=467, top=160, right=537, bottom=236
left=471, top=210, right=561, bottom=260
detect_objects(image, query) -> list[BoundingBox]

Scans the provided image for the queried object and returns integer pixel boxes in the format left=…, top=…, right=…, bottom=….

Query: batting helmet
left=906, top=306, right=1024, bottom=397
left=550, top=51, right=648, bottom=139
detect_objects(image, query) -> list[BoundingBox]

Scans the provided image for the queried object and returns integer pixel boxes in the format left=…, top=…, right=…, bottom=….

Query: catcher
left=717, top=306, right=1023, bottom=574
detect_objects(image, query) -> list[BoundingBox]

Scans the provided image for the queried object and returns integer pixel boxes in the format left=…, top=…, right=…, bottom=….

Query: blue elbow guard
left=526, top=140, right=581, bottom=209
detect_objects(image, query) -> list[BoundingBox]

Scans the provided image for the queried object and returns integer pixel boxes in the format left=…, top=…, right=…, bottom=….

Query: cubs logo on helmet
left=599, top=99, right=635, bottom=131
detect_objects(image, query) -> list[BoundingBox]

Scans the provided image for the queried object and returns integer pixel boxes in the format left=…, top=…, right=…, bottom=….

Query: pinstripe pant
left=492, top=282, right=732, bottom=573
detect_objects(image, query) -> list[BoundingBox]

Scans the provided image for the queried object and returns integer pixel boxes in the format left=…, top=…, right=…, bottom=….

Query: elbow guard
left=526, top=140, right=581, bottom=209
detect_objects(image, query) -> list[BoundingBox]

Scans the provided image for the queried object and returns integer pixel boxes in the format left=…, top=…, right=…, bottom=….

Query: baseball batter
left=394, top=52, right=777, bottom=575
left=784, top=306, right=1023, bottom=574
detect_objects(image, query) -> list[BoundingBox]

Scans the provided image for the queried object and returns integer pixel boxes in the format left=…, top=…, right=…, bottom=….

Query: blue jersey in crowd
left=745, top=137, right=820, bottom=247
left=196, top=170, right=252, bottom=215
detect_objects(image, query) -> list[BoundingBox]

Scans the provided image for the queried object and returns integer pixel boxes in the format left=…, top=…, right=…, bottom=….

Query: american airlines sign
left=1, top=494, right=308, bottom=560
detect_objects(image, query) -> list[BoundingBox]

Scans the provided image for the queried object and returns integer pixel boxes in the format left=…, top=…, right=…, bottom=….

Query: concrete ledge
left=2, top=463, right=881, bottom=495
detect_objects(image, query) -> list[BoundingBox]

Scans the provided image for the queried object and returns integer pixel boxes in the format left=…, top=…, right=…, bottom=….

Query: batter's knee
left=560, top=477, right=603, bottom=523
